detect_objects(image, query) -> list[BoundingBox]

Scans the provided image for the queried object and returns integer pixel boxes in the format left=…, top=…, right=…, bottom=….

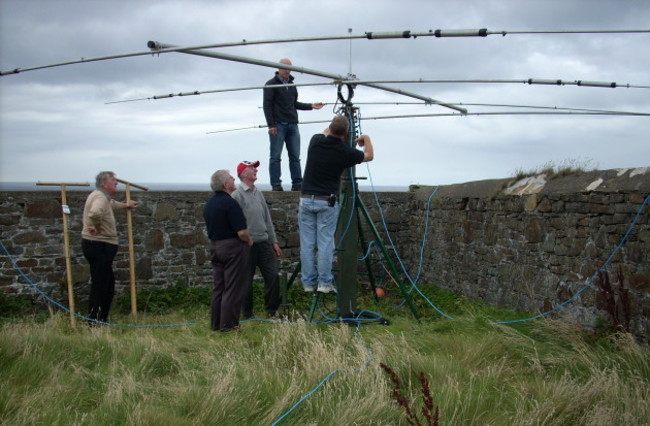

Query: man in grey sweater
left=231, top=161, right=283, bottom=318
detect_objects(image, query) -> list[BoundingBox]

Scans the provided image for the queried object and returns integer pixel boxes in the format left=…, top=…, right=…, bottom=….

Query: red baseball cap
left=237, top=160, right=260, bottom=176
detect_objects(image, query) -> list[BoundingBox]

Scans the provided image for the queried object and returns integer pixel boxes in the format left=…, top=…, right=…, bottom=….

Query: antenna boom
left=148, top=41, right=467, bottom=113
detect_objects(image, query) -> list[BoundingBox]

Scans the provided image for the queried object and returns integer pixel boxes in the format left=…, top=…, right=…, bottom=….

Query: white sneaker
left=317, top=285, right=337, bottom=294
left=303, top=286, right=316, bottom=292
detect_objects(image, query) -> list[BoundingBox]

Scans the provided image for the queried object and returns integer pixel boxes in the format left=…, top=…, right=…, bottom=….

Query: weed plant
left=511, top=158, right=597, bottom=181
left=1, top=284, right=648, bottom=425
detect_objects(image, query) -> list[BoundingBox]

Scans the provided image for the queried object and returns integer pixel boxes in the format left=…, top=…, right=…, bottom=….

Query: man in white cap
left=231, top=160, right=283, bottom=318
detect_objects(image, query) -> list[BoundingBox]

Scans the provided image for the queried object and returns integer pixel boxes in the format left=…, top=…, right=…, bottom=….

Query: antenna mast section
left=332, top=84, right=419, bottom=320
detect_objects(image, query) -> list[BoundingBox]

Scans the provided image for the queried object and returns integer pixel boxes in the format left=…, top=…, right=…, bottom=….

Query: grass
left=1, top=284, right=648, bottom=425
left=511, top=158, right=598, bottom=181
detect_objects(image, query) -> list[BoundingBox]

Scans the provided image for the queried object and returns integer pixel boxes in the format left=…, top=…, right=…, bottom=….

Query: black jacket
left=263, top=73, right=312, bottom=126
left=302, top=134, right=364, bottom=196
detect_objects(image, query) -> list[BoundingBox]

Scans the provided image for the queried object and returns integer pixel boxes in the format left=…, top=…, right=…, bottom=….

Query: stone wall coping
left=411, top=167, right=649, bottom=200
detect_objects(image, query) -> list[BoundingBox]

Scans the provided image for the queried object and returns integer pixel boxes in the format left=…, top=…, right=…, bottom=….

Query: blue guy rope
left=494, top=193, right=649, bottom=325
left=365, top=163, right=454, bottom=318
left=270, top=309, right=375, bottom=425
left=0, top=239, right=195, bottom=328
left=363, top=169, right=649, bottom=324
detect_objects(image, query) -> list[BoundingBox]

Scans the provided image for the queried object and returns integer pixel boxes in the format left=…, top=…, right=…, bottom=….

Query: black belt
left=301, top=194, right=330, bottom=201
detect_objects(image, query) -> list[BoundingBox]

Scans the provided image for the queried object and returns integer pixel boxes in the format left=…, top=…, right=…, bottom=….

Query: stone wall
left=405, top=168, right=649, bottom=342
left=1, top=168, right=648, bottom=341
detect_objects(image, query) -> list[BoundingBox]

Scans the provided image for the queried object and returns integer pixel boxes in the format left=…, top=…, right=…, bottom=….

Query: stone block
left=565, top=202, right=590, bottom=213
left=270, top=208, right=287, bottom=222
left=524, top=218, right=545, bottom=243
left=589, top=203, right=615, bottom=214
left=524, top=194, right=538, bottom=212
left=153, top=202, right=179, bottom=221
left=627, top=193, right=646, bottom=204
left=195, top=248, right=209, bottom=266
left=639, top=229, right=650, bottom=243
left=16, top=258, right=38, bottom=268
left=615, top=203, right=642, bottom=214
left=629, top=274, right=650, bottom=292
left=13, top=231, right=46, bottom=245
left=381, top=205, right=403, bottom=224
left=551, top=199, right=565, bottom=213
left=0, top=214, right=21, bottom=226
left=169, top=230, right=207, bottom=249
left=145, top=229, right=165, bottom=251
left=538, top=197, right=554, bottom=213
left=25, top=199, right=61, bottom=218
left=136, top=257, right=153, bottom=279
left=461, top=221, right=474, bottom=243
left=542, top=232, right=557, bottom=253
left=72, top=265, right=89, bottom=282
left=286, top=232, right=300, bottom=248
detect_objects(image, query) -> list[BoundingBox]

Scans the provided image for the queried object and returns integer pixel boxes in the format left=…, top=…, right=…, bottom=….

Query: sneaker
left=272, top=186, right=284, bottom=191
left=317, top=285, right=337, bottom=294
left=291, top=184, right=302, bottom=191
left=303, top=285, right=316, bottom=292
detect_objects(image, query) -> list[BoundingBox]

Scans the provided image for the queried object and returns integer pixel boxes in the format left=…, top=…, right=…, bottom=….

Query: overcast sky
left=1, top=0, right=649, bottom=190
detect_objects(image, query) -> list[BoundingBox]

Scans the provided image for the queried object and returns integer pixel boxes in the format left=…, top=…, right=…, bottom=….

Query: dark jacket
left=301, top=134, right=365, bottom=196
left=203, top=191, right=247, bottom=241
left=263, top=73, right=312, bottom=126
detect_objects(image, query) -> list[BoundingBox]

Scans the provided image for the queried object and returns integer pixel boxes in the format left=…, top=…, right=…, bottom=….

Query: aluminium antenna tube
left=147, top=40, right=467, bottom=114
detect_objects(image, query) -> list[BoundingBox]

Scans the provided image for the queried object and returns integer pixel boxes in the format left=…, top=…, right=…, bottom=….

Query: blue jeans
left=269, top=123, right=302, bottom=187
left=299, top=198, right=339, bottom=288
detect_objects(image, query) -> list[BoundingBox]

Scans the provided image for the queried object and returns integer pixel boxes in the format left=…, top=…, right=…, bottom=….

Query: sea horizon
left=0, top=181, right=410, bottom=192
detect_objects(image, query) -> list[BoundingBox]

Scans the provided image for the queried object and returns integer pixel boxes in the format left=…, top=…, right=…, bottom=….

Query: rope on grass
left=0, top=239, right=195, bottom=328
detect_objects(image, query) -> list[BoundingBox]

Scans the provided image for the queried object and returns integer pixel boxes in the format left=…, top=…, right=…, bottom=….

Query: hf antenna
left=205, top=102, right=650, bottom=134
left=3, top=28, right=649, bottom=76
left=146, top=40, right=467, bottom=114
left=106, top=77, right=649, bottom=105
left=348, top=28, right=353, bottom=76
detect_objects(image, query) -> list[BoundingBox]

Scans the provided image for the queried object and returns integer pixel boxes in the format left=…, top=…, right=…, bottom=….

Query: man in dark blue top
left=204, top=169, right=252, bottom=332
left=263, top=58, right=324, bottom=192
left=299, top=115, right=374, bottom=293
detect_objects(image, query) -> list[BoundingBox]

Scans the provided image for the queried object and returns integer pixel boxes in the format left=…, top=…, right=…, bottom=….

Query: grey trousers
left=241, top=241, right=279, bottom=318
left=209, top=238, right=250, bottom=331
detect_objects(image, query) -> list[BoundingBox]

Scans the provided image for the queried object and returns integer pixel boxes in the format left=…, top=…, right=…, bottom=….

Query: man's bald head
left=278, top=58, right=292, bottom=79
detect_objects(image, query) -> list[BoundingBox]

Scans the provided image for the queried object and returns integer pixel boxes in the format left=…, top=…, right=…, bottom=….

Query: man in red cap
left=232, top=160, right=283, bottom=318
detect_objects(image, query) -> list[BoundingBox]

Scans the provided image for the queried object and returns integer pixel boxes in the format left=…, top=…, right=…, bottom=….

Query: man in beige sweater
left=81, top=171, right=138, bottom=324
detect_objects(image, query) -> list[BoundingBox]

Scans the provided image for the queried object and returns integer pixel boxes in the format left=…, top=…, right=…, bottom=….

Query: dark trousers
left=209, top=238, right=250, bottom=331
left=82, top=239, right=118, bottom=322
left=242, top=242, right=280, bottom=318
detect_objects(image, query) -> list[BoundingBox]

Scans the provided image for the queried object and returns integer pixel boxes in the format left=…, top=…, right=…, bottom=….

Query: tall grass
left=1, top=300, right=648, bottom=425
left=511, top=158, right=598, bottom=181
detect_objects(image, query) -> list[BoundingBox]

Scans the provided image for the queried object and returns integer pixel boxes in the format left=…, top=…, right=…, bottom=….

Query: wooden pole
left=36, top=181, right=90, bottom=326
left=115, top=178, right=148, bottom=317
